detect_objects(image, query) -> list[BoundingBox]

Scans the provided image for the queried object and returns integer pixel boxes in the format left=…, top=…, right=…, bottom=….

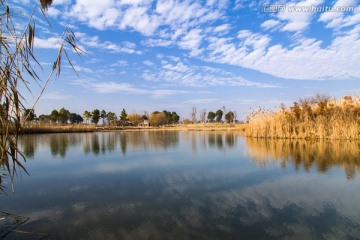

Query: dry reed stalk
left=247, top=95, right=360, bottom=140
left=0, top=0, right=83, bottom=192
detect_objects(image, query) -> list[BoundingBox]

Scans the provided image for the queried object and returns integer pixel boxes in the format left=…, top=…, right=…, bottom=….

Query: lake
left=1, top=131, right=360, bottom=239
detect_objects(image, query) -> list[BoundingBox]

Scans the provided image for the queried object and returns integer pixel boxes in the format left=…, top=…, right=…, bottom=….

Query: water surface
left=1, top=131, right=360, bottom=239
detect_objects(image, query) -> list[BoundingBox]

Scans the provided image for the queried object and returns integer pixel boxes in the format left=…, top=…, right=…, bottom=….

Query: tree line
left=23, top=106, right=240, bottom=127
left=188, top=107, right=237, bottom=123
left=23, top=108, right=182, bottom=127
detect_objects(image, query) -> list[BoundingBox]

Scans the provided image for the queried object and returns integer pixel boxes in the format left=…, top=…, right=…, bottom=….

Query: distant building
left=139, top=120, right=149, bottom=127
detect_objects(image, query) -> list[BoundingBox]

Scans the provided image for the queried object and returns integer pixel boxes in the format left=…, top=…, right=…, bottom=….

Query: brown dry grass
left=246, top=95, right=360, bottom=139
left=20, top=122, right=247, bottom=134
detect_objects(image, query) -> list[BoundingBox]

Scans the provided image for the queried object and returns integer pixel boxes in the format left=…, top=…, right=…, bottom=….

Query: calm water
left=1, top=131, right=360, bottom=239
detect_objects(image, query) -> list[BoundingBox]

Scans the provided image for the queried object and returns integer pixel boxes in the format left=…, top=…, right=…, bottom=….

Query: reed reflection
left=246, top=138, right=360, bottom=180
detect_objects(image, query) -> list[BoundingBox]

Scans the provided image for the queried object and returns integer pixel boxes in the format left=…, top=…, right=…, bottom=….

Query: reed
left=246, top=95, right=360, bottom=139
left=0, top=0, right=82, bottom=191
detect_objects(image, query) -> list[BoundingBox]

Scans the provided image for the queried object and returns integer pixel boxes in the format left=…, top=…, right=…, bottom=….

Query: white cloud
left=72, top=79, right=148, bottom=94
left=178, top=29, right=203, bottom=56
left=143, top=60, right=155, bottom=66
left=183, top=98, right=217, bottom=104
left=120, top=6, right=160, bottom=36
left=151, top=89, right=189, bottom=99
left=56, top=0, right=223, bottom=39
left=74, top=32, right=141, bottom=54
left=42, top=91, right=75, bottom=100
left=213, top=23, right=231, bottom=33
left=143, top=38, right=174, bottom=47
left=205, top=27, right=360, bottom=80
left=52, top=0, right=72, bottom=5
left=261, top=19, right=281, bottom=30
left=277, top=0, right=325, bottom=32
left=48, top=0, right=360, bottom=82
left=142, top=57, right=277, bottom=88
left=34, top=37, right=61, bottom=49
left=65, top=0, right=115, bottom=30
left=73, top=65, right=95, bottom=73
left=111, top=60, right=128, bottom=67
left=72, top=79, right=189, bottom=99
left=319, top=0, right=359, bottom=29
left=47, top=7, right=61, bottom=17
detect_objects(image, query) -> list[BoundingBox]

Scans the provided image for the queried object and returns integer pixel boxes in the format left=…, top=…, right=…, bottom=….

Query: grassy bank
left=20, top=123, right=246, bottom=134
left=20, top=125, right=96, bottom=134
left=246, top=95, right=360, bottom=140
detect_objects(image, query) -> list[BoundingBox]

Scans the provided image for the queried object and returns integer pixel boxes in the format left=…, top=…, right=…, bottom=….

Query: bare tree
left=222, top=106, right=227, bottom=116
left=191, top=106, right=197, bottom=123
left=143, top=110, right=150, bottom=120
left=199, top=109, right=207, bottom=123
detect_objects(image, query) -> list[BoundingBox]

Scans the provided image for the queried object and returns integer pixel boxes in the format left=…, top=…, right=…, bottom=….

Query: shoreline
left=19, top=123, right=247, bottom=134
left=19, top=124, right=360, bottom=140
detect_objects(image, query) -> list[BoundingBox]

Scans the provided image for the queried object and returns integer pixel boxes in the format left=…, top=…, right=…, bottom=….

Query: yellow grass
left=246, top=95, right=360, bottom=140
left=20, top=122, right=247, bottom=134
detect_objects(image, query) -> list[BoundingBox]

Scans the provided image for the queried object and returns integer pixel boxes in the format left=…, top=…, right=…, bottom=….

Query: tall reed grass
left=247, top=95, right=360, bottom=139
left=0, top=0, right=82, bottom=192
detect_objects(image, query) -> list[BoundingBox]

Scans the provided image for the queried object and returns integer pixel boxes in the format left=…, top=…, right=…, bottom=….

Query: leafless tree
left=191, top=106, right=197, bottom=123
left=199, top=109, right=206, bottom=123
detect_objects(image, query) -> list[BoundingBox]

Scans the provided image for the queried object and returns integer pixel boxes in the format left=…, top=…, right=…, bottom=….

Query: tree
left=172, top=112, right=180, bottom=123
left=207, top=111, right=216, bottom=122
left=38, top=114, right=50, bottom=124
left=163, top=110, right=172, bottom=124
left=22, top=109, right=37, bottom=123
left=215, top=109, right=223, bottom=122
left=191, top=106, right=197, bottom=123
left=91, top=109, right=101, bottom=126
left=83, top=111, right=92, bottom=124
left=199, top=109, right=206, bottom=123
left=106, top=112, right=117, bottom=126
left=100, top=109, right=107, bottom=125
left=69, top=113, right=83, bottom=124
left=234, top=110, right=238, bottom=122
left=120, top=108, right=128, bottom=121
left=58, top=108, right=70, bottom=124
left=149, top=112, right=167, bottom=126
left=225, top=111, right=235, bottom=123
left=50, top=110, right=59, bottom=123
left=127, top=113, right=142, bottom=125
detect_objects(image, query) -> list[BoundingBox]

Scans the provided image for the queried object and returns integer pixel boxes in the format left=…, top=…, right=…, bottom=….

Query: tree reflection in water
left=8, top=132, right=360, bottom=239
left=18, top=131, right=239, bottom=159
left=18, top=132, right=360, bottom=180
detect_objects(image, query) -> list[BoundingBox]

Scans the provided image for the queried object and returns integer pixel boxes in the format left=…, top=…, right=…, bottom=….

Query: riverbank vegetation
left=246, top=95, right=360, bottom=140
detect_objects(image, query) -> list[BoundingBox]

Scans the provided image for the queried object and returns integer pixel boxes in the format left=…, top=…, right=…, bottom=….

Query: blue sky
left=16, top=0, right=360, bottom=120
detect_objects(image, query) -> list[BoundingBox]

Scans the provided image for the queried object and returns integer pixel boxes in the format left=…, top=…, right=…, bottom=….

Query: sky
left=13, top=0, right=360, bottom=120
